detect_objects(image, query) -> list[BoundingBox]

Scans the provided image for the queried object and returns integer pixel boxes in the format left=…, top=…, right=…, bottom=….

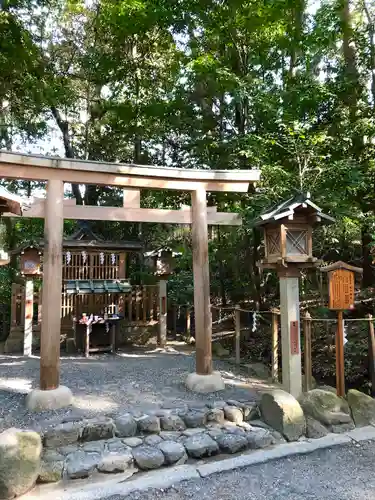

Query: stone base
left=26, top=386, right=73, bottom=412
left=185, top=371, right=225, bottom=394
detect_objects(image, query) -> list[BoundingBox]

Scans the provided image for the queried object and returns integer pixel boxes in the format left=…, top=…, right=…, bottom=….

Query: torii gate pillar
left=186, top=186, right=225, bottom=393
left=25, top=180, right=73, bottom=411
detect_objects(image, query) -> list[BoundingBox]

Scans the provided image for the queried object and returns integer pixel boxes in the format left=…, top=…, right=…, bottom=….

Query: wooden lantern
left=20, top=246, right=42, bottom=276
left=255, top=193, right=335, bottom=270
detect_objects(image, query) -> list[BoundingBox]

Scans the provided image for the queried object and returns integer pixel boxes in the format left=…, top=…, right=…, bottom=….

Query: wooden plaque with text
left=328, top=269, right=355, bottom=311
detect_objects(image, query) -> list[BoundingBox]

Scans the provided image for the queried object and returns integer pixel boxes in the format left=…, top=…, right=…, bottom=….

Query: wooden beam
left=191, top=186, right=212, bottom=375
left=17, top=201, right=242, bottom=225
left=0, top=152, right=260, bottom=192
left=0, top=151, right=260, bottom=182
left=0, top=163, right=251, bottom=192
left=40, top=179, right=64, bottom=391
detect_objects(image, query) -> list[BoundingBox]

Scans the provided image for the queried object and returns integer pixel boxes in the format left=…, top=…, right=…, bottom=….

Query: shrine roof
left=64, top=279, right=131, bottom=294
left=0, top=186, right=24, bottom=216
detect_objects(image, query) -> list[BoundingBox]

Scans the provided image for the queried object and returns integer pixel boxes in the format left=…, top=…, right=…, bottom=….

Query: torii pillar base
left=25, top=386, right=73, bottom=412
left=278, top=267, right=303, bottom=399
left=186, top=371, right=225, bottom=394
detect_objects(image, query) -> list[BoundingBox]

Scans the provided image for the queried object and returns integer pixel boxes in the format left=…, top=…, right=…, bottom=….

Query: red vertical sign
left=290, top=320, right=299, bottom=354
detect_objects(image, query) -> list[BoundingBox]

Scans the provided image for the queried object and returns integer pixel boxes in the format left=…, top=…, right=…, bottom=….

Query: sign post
left=320, top=261, right=362, bottom=397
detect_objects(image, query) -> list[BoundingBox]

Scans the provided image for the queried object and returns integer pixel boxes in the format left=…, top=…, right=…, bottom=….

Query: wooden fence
left=11, top=283, right=159, bottom=329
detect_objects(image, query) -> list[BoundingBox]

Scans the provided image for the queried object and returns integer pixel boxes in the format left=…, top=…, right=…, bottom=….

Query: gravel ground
left=109, top=441, right=375, bottom=500
left=0, top=348, right=269, bottom=431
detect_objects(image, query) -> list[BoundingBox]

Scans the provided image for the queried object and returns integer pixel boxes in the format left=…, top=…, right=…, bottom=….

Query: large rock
left=181, top=410, right=207, bottom=428
left=223, top=406, right=243, bottom=424
left=158, top=441, right=187, bottom=465
left=81, top=417, right=116, bottom=442
left=183, top=433, right=219, bottom=458
left=122, top=437, right=143, bottom=448
left=299, top=389, right=352, bottom=426
left=115, top=414, right=137, bottom=437
left=206, top=408, right=225, bottom=425
left=347, top=389, right=375, bottom=427
left=216, top=434, right=248, bottom=454
left=160, top=415, right=186, bottom=432
left=159, top=431, right=181, bottom=442
left=137, top=415, right=161, bottom=433
left=305, top=416, right=328, bottom=439
left=97, top=451, right=133, bottom=473
left=0, top=428, right=42, bottom=499
left=260, top=389, right=305, bottom=442
left=65, top=451, right=101, bottom=479
left=246, top=428, right=273, bottom=449
left=38, top=460, right=64, bottom=483
left=132, top=446, right=165, bottom=470
left=43, top=421, right=82, bottom=448
left=144, top=435, right=163, bottom=446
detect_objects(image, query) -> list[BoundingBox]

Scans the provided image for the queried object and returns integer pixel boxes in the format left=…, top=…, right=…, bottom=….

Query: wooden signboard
left=320, top=261, right=362, bottom=397
left=328, top=269, right=355, bottom=311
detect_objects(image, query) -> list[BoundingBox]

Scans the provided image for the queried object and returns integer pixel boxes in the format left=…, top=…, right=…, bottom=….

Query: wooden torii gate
left=0, top=152, right=260, bottom=410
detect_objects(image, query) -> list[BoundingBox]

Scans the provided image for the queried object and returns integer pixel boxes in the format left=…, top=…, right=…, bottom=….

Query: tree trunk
left=51, top=106, right=83, bottom=205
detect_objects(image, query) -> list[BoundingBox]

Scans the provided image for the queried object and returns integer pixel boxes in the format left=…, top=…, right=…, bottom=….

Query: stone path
left=0, top=347, right=274, bottom=432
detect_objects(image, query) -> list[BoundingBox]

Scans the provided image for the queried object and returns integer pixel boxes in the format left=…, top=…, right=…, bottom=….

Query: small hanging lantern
left=144, top=248, right=181, bottom=278
left=16, top=245, right=42, bottom=275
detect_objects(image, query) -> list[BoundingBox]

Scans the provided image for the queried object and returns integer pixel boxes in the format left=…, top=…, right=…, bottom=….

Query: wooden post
left=368, top=314, right=375, bottom=397
left=191, top=186, right=212, bottom=375
left=234, top=304, right=240, bottom=365
left=279, top=269, right=302, bottom=398
left=24, top=278, right=34, bottom=357
left=40, top=179, right=64, bottom=391
left=336, top=310, right=345, bottom=397
left=158, top=279, right=167, bottom=347
left=303, top=311, right=312, bottom=392
left=271, top=309, right=279, bottom=382
left=11, top=283, right=17, bottom=327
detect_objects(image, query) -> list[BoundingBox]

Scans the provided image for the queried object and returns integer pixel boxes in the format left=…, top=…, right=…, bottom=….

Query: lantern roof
left=0, top=186, right=25, bottom=216
left=254, top=192, right=335, bottom=227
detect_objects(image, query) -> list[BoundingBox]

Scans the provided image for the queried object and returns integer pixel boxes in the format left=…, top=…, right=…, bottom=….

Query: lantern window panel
left=266, top=230, right=281, bottom=256
left=286, top=229, right=308, bottom=255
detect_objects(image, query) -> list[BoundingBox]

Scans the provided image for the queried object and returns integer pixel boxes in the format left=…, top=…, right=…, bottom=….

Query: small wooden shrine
left=10, top=224, right=143, bottom=355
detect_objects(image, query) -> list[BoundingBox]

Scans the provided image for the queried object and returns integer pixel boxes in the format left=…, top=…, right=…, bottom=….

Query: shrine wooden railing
left=10, top=283, right=159, bottom=329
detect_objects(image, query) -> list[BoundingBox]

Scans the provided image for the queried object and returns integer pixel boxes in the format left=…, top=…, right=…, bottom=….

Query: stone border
left=24, top=426, right=375, bottom=500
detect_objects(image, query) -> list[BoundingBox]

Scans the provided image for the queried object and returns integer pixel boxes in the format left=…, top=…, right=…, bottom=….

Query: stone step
left=37, top=400, right=272, bottom=483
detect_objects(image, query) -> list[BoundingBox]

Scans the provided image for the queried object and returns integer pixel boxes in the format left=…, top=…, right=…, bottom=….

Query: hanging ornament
left=99, top=252, right=105, bottom=265
left=66, top=251, right=71, bottom=265
left=82, top=250, right=87, bottom=264
left=252, top=311, right=258, bottom=333
left=111, top=253, right=116, bottom=265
